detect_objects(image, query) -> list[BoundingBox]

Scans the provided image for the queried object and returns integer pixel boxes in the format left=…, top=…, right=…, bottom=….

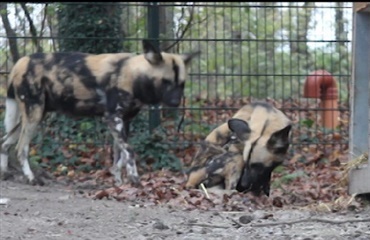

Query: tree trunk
left=58, top=2, right=124, bottom=53
left=0, top=3, right=20, bottom=64
left=335, top=2, right=346, bottom=51
left=159, top=3, right=174, bottom=52
left=157, top=3, right=178, bottom=119
left=296, top=2, right=314, bottom=55
left=289, top=2, right=315, bottom=70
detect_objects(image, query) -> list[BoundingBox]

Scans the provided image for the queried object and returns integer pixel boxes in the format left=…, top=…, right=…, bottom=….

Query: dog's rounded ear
left=267, top=124, right=292, bottom=154
left=142, top=39, right=163, bottom=65
left=181, top=51, right=201, bottom=65
left=228, top=118, right=251, bottom=141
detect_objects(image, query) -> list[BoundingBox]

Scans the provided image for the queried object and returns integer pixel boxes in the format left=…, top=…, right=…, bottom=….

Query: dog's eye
left=273, top=146, right=289, bottom=154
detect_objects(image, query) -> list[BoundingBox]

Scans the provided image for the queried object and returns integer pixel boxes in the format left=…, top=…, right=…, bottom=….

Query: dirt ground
left=1, top=180, right=370, bottom=240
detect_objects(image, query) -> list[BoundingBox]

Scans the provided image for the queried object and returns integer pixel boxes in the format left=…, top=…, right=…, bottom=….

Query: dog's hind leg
left=15, top=103, right=44, bottom=184
left=1, top=98, right=21, bottom=176
left=185, top=167, right=207, bottom=189
left=223, top=157, right=244, bottom=190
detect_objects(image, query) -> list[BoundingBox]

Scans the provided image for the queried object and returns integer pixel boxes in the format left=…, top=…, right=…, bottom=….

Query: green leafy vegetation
left=57, top=2, right=125, bottom=53
left=129, top=112, right=185, bottom=172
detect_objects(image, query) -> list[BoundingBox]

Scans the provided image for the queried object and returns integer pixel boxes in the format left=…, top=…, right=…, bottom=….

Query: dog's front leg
left=105, top=114, right=140, bottom=186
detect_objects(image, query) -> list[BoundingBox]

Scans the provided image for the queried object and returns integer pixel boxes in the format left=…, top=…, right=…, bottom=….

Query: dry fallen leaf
left=34, top=99, right=365, bottom=213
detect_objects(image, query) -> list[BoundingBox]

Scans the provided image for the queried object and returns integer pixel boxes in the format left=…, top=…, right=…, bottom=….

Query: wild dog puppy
left=185, top=130, right=245, bottom=190
left=187, top=101, right=292, bottom=196
left=0, top=40, right=200, bottom=185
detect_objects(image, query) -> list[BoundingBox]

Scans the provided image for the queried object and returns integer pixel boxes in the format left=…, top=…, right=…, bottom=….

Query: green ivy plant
left=26, top=110, right=183, bottom=174
left=57, top=2, right=125, bottom=53
left=31, top=114, right=109, bottom=173
left=129, top=112, right=184, bottom=172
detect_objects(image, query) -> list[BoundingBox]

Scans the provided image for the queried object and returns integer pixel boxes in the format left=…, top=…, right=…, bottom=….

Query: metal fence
left=0, top=2, right=353, bottom=156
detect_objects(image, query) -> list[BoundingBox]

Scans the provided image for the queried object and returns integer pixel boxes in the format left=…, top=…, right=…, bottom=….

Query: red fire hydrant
left=303, top=70, right=340, bottom=129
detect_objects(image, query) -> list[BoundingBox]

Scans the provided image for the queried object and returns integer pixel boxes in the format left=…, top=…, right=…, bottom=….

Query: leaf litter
left=32, top=98, right=370, bottom=213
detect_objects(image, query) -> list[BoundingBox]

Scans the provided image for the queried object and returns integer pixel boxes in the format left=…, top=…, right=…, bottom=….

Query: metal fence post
left=348, top=4, right=370, bottom=195
left=147, top=2, right=161, bottom=132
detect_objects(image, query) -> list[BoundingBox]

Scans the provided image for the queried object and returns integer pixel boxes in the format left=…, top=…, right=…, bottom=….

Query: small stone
left=153, top=221, right=169, bottom=230
left=201, top=228, right=208, bottom=234
left=239, top=215, right=254, bottom=224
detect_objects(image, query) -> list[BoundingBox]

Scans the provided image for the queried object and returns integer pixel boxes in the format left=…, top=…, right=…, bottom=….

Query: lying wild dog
left=0, top=40, right=200, bottom=185
left=185, top=130, right=245, bottom=190
left=186, top=101, right=292, bottom=196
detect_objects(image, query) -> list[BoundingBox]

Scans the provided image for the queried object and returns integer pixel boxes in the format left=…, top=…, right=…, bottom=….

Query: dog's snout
left=168, top=97, right=181, bottom=107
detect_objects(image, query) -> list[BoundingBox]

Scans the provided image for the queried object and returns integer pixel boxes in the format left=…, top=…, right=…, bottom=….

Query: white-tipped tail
left=4, top=98, right=20, bottom=134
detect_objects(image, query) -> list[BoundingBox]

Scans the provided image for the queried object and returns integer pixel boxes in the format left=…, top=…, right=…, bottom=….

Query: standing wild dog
left=186, top=101, right=292, bottom=196
left=0, top=40, right=200, bottom=185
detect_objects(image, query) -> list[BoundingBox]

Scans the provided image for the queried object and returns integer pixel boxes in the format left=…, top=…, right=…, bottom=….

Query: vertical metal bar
left=349, top=11, right=370, bottom=159
left=147, top=2, right=161, bottom=132
left=348, top=7, right=370, bottom=195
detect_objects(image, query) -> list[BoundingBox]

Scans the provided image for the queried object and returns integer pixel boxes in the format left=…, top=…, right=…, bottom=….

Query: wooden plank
left=354, top=2, right=370, bottom=12
left=348, top=9, right=370, bottom=195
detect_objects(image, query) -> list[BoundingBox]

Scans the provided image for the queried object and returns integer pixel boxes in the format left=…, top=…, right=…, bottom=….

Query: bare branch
left=183, top=222, right=230, bottom=229
left=174, top=5, right=186, bottom=39
left=251, top=217, right=370, bottom=227
left=39, top=4, right=48, bottom=39
left=164, top=4, right=195, bottom=52
left=20, top=3, right=43, bottom=52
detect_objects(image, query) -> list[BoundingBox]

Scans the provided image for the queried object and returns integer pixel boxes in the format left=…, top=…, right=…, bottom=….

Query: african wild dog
left=0, top=40, right=200, bottom=185
left=185, top=130, right=245, bottom=190
left=186, top=101, right=292, bottom=196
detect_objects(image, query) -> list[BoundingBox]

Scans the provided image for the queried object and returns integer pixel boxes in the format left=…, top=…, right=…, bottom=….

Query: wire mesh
left=0, top=2, right=352, bottom=158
